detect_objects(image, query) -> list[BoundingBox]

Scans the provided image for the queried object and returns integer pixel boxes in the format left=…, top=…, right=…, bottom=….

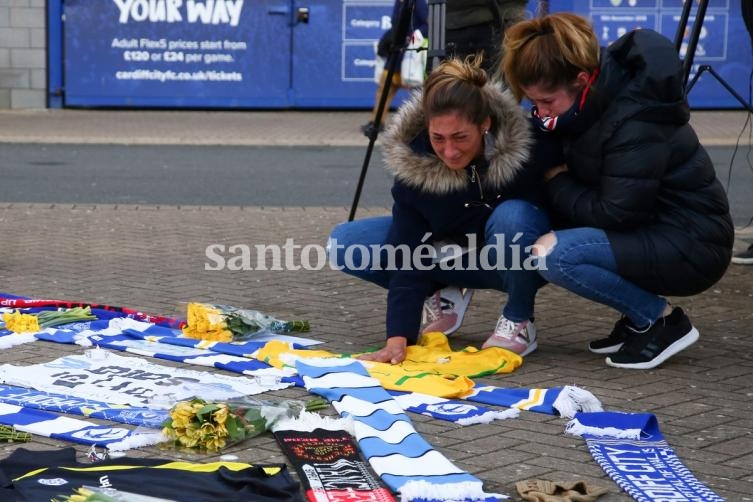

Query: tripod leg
left=427, top=0, right=446, bottom=73
left=348, top=61, right=399, bottom=222
left=348, top=0, right=417, bottom=221
left=686, top=65, right=753, bottom=113
left=679, top=0, right=709, bottom=88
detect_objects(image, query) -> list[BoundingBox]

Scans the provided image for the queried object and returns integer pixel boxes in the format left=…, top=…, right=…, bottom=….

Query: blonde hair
left=422, top=54, right=491, bottom=126
left=501, top=13, right=600, bottom=101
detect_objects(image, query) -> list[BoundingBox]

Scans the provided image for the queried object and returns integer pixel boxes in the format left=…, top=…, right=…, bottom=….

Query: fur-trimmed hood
left=381, top=82, right=532, bottom=195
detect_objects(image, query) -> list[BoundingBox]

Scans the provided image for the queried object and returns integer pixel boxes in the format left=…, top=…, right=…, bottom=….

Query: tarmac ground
left=0, top=108, right=752, bottom=501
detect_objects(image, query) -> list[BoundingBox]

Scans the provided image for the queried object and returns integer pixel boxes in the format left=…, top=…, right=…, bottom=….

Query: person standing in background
left=362, top=0, right=429, bottom=138
left=362, top=0, right=529, bottom=137
left=731, top=0, right=753, bottom=265
left=445, top=0, right=528, bottom=74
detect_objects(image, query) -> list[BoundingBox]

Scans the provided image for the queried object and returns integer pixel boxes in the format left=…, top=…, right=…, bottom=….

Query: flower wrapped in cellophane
left=182, top=302, right=309, bottom=342
left=161, top=396, right=327, bottom=452
left=2, top=307, right=97, bottom=333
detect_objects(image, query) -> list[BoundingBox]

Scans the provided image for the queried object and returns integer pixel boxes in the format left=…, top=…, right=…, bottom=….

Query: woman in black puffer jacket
left=501, top=13, right=734, bottom=370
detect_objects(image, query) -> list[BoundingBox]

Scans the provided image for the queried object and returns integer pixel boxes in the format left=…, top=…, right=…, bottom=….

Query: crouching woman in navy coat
left=328, top=55, right=560, bottom=363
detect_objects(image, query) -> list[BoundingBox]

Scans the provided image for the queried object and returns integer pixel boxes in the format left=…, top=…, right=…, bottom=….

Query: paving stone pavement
left=0, top=109, right=752, bottom=501
left=0, top=203, right=751, bottom=501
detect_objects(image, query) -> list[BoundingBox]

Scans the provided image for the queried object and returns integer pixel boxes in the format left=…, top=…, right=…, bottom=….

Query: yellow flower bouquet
left=182, top=302, right=310, bottom=342
left=2, top=307, right=97, bottom=333
left=161, top=396, right=327, bottom=451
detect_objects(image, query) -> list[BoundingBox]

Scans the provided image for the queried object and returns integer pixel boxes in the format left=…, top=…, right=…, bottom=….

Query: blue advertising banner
left=289, top=0, right=409, bottom=106
left=52, top=0, right=752, bottom=109
left=63, top=0, right=286, bottom=107
left=552, top=0, right=753, bottom=108
left=60, top=0, right=398, bottom=108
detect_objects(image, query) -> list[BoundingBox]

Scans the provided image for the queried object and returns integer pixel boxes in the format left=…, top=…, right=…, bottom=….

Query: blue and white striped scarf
left=296, top=358, right=505, bottom=502
left=0, top=384, right=167, bottom=427
left=0, top=402, right=164, bottom=451
left=468, top=383, right=602, bottom=418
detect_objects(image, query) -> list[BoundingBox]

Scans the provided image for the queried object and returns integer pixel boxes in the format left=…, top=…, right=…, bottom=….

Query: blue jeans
left=536, top=227, right=666, bottom=327
left=327, top=199, right=550, bottom=322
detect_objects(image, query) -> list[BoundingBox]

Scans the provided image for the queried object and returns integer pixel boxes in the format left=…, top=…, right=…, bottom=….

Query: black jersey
left=0, top=448, right=303, bottom=502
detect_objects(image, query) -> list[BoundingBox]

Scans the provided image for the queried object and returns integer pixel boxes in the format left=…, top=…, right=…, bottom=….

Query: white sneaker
left=482, top=315, right=537, bottom=356
left=421, top=287, right=474, bottom=335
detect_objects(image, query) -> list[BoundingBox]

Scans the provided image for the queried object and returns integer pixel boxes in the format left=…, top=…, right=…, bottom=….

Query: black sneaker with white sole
left=731, top=243, right=753, bottom=265
left=588, top=316, right=636, bottom=354
left=606, top=307, right=699, bottom=370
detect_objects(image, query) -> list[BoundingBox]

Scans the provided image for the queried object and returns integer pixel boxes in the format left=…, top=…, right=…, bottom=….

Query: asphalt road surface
left=2, top=143, right=752, bottom=227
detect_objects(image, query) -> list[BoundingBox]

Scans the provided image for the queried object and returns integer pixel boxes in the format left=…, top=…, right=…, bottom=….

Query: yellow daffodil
left=181, top=302, right=309, bottom=342
left=2, top=307, right=97, bottom=334
left=2, top=310, right=40, bottom=333
left=182, top=303, right=233, bottom=341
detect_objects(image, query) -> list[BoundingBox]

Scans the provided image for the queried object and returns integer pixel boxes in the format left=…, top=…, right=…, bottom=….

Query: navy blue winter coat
left=380, top=83, right=559, bottom=341
left=546, top=29, right=733, bottom=296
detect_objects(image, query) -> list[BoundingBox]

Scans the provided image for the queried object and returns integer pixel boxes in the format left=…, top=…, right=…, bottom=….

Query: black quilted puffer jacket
left=546, top=29, right=733, bottom=296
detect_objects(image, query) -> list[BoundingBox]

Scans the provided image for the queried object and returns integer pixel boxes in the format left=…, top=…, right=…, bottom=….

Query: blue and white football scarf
left=0, top=309, right=181, bottom=350
left=32, top=317, right=316, bottom=354
left=29, top=318, right=302, bottom=386
left=566, top=412, right=723, bottom=502
left=60, top=335, right=517, bottom=426
left=32, top=317, right=180, bottom=345
left=0, top=403, right=165, bottom=451
left=467, top=384, right=602, bottom=418
left=386, top=385, right=601, bottom=423
left=295, top=358, right=505, bottom=502
left=37, top=325, right=599, bottom=425
left=83, top=333, right=300, bottom=386
left=0, top=351, right=290, bottom=407
left=0, top=384, right=167, bottom=428
left=388, top=390, right=520, bottom=425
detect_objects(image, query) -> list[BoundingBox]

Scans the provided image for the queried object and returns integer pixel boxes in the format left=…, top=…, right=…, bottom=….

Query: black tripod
left=426, top=0, right=447, bottom=73
left=674, top=0, right=753, bottom=112
left=348, top=0, right=433, bottom=221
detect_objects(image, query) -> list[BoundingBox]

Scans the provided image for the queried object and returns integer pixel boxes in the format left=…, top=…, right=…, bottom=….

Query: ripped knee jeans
left=534, top=227, right=665, bottom=326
